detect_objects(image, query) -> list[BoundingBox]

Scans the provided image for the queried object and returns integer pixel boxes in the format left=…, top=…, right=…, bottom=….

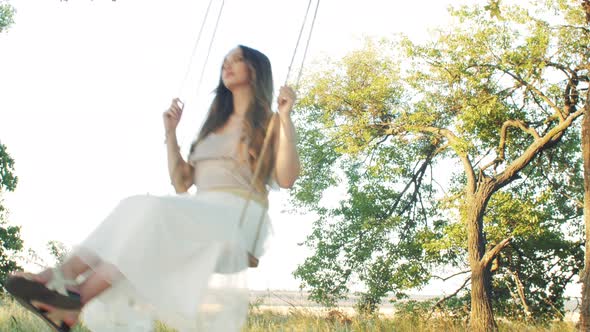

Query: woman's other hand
left=163, top=98, right=184, bottom=133
left=277, top=86, right=296, bottom=116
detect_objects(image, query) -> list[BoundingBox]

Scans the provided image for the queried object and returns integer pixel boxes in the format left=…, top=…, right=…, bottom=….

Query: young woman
left=6, top=45, right=300, bottom=332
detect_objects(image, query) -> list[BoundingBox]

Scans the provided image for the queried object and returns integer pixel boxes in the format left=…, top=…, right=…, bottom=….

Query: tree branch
left=417, top=126, right=476, bottom=194
left=507, top=267, right=532, bottom=319
left=545, top=60, right=576, bottom=79
left=526, top=88, right=552, bottom=117
left=551, top=24, right=590, bottom=33
left=475, top=63, right=565, bottom=121
left=400, top=148, right=436, bottom=215
left=427, top=276, right=471, bottom=321
left=481, top=236, right=513, bottom=269
left=432, top=269, right=471, bottom=281
left=495, top=108, right=585, bottom=189
left=496, top=119, right=541, bottom=162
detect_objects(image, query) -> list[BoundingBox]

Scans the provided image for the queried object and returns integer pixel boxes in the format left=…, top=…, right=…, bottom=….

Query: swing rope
left=239, top=0, right=321, bottom=268
left=177, top=0, right=225, bottom=99
left=294, top=0, right=320, bottom=89
left=285, top=0, right=321, bottom=89
left=284, top=0, right=313, bottom=86
left=195, top=0, right=225, bottom=98
left=177, top=0, right=214, bottom=97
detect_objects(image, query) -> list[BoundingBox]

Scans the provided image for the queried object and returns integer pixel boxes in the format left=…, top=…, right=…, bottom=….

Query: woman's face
left=222, top=47, right=251, bottom=91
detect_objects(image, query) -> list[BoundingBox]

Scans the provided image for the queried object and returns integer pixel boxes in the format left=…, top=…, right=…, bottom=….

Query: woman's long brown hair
left=189, top=45, right=276, bottom=193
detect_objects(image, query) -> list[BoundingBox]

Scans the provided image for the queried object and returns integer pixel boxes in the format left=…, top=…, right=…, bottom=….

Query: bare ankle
left=58, top=265, right=79, bottom=281
left=36, top=269, right=54, bottom=283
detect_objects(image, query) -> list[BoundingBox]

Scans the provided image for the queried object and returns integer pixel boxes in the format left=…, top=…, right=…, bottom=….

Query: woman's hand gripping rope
left=163, top=98, right=185, bottom=141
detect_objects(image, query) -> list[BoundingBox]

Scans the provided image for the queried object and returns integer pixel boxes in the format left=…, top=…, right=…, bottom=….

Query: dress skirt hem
left=67, top=191, right=272, bottom=332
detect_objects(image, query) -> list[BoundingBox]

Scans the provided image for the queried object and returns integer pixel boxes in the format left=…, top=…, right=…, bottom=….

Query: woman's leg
left=77, top=262, right=122, bottom=305
left=32, top=262, right=122, bottom=327
left=12, top=254, right=96, bottom=296
left=31, top=255, right=92, bottom=284
left=61, top=255, right=95, bottom=281
left=34, top=261, right=121, bottom=304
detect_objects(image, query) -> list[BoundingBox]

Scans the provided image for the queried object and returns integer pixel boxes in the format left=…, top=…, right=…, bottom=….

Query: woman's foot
left=5, top=269, right=83, bottom=310
left=9, top=269, right=81, bottom=295
left=6, top=270, right=83, bottom=331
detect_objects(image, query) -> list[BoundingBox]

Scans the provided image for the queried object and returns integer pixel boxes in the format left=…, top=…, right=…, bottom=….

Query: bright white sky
left=0, top=0, right=501, bottom=295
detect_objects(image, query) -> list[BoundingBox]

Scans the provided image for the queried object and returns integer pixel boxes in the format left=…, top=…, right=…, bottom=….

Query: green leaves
left=0, top=1, right=15, bottom=33
left=0, top=142, right=23, bottom=288
left=290, top=0, right=587, bottom=320
left=484, top=0, right=502, bottom=19
left=297, top=39, right=404, bottom=157
left=0, top=144, right=18, bottom=192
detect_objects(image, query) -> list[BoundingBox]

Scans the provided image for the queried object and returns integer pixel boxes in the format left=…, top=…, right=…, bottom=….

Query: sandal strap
left=45, top=268, right=77, bottom=297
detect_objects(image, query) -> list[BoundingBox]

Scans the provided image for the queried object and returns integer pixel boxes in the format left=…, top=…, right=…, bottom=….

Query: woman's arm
left=273, top=86, right=301, bottom=188
left=163, top=98, right=193, bottom=193
left=165, top=131, right=194, bottom=193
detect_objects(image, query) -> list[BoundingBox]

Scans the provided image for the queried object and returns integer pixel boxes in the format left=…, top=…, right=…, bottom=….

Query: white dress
left=74, top=122, right=273, bottom=332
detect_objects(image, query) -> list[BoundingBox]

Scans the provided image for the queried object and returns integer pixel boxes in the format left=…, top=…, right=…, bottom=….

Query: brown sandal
left=13, top=296, right=78, bottom=332
left=5, top=269, right=81, bottom=332
left=5, top=269, right=82, bottom=310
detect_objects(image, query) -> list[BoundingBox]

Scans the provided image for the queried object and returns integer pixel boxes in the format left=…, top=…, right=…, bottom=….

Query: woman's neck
left=231, top=87, right=253, bottom=117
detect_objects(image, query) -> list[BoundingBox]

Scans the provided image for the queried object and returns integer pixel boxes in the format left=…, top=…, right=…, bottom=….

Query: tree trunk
left=579, top=105, right=590, bottom=332
left=467, top=183, right=499, bottom=332
left=470, top=265, right=498, bottom=331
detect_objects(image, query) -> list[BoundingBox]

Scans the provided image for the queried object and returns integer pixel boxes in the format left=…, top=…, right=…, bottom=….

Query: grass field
left=0, top=297, right=578, bottom=332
